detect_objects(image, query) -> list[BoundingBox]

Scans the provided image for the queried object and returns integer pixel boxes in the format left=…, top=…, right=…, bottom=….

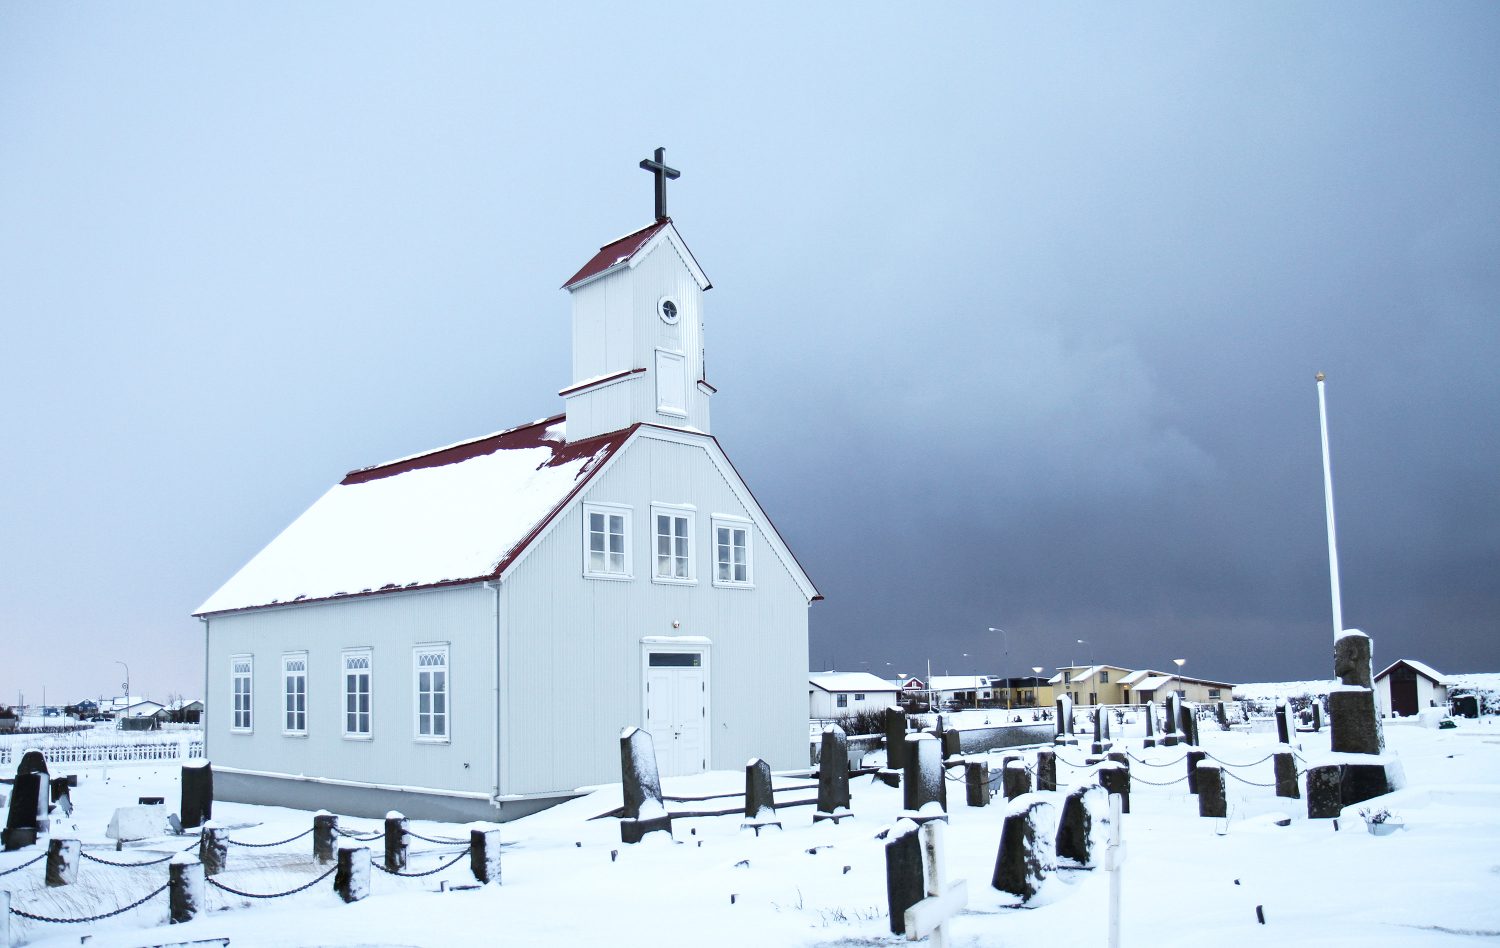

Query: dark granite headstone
left=334, top=844, right=371, bottom=903
left=964, top=761, right=991, bottom=807
left=1090, top=708, right=1104, bottom=755
left=1036, top=750, right=1057, bottom=792
left=902, top=733, right=946, bottom=821
left=1144, top=701, right=1157, bottom=748
left=1306, top=765, right=1342, bottom=819
left=1215, top=702, right=1230, bottom=730
left=1186, top=750, right=1207, bottom=794
left=992, top=797, right=1056, bottom=901
left=1055, top=696, right=1074, bottom=741
left=1003, top=760, right=1031, bottom=800
left=1179, top=702, right=1199, bottom=746
left=883, top=706, right=909, bottom=772
left=1274, top=752, right=1299, bottom=799
left=16, top=750, right=48, bottom=779
left=4, top=771, right=43, bottom=850
left=49, top=777, right=71, bottom=817
left=884, top=821, right=924, bottom=935
left=1163, top=694, right=1181, bottom=747
left=941, top=728, right=963, bottom=762
left=1329, top=689, right=1382, bottom=755
left=1311, top=702, right=1324, bottom=731
left=1098, top=761, right=1130, bottom=814
left=1340, top=762, right=1397, bottom=806
left=1055, top=783, right=1107, bottom=866
left=743, top=758, right=781, bottom=834
left=814, top=725, right=852, bottom=824
left=1275, top=699, right=1292, bottom=745
left=619, top=726, right=672, bottom=842
left=470, top=828, right=502, bottom=884
left=1197, top=763, right=1226, bottom=817
left=180, top=761, right=213, bottom=829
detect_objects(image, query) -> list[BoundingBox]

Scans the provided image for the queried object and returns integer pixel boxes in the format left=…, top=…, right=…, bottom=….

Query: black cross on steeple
left=638, top=147, right=680, bottom=221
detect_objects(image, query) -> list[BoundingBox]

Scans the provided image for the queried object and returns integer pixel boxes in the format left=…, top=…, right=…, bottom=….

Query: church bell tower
left=559, top=148, right=714, bottom=443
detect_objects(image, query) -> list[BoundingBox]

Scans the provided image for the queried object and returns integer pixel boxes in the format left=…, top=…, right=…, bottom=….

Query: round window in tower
left=657, top=296, right=680, bottom=325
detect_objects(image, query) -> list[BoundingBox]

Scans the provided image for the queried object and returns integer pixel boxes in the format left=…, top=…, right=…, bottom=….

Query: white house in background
left=808, top=672, right=899, bottom=718
left=1374, top=660, right=1450, bottom=717
left=120, top=700, right=167, bottom=719
left=929, top=676, right=996, bottom=708
left=195, top=163, right=821, bottom=822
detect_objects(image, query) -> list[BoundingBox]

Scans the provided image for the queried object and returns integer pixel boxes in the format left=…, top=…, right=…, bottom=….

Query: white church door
left=643, top=649, right=708, bottom=777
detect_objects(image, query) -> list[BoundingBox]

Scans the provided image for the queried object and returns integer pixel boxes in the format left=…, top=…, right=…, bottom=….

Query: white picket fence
left=0, top=737, right=202, bottom=766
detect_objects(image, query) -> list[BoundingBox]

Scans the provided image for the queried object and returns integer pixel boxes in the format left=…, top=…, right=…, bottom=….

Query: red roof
left=563, top=219, right=673, bottom=289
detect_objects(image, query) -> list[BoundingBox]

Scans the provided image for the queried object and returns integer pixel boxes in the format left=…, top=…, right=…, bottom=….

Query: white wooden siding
left=204, top=585, right=495, bottom=797
left=497, top=433, right=809, bottom=797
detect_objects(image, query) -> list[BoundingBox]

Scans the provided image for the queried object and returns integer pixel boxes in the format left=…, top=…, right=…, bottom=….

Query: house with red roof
left=195, top=155, right=820, bottom=821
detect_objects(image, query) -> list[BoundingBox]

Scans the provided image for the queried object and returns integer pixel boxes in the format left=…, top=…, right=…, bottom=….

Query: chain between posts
left=205, top=863, right=338, bottom=899
left=227, top=827, right=315, bottom=848
left=0, top=853, right=47, bottom=876
left=9, top=883, right=169, bottom=923
left=404, top=830, right=468, bottom=844
left=333, top=827, right=384, bottom=841
left=371, top=847, right=472, bottom=878
left=82, top=851, right=178, bottom=868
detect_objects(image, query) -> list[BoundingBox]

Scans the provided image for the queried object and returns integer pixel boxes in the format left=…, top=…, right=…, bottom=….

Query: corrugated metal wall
left=204, top=585, right=495, bottom=798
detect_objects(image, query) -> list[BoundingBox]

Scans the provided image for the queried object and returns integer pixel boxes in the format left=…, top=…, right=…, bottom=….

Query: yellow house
left=1050, top=665, right=1136, bottom=706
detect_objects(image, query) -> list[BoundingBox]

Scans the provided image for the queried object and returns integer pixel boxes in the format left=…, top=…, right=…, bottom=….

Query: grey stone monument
left=992, top=797, right=1057, bottom=902
left=1035, top=750, right=1057, bottom=792
left=1179, top=702, right=1199, bottom=746
left=1197, top=762, right=1227, bottom=818
left=1215, top=701, right=1230, bottom=731
left=1311, top=702, right=1323, bottom=732
left=1306, top=764, right=1342, bottom=819
left=1054, top=695, right=1075, bottom=744
left=1003, top=760, right=1031, bottom=800
left=1330, top=630, right=1399, bottom=805
left=1055, top=783, right=1107, bottom=867
left=619, top=726, right=672, bottom=842
left=884, top=820, right=924, bottom=936
left=902, top=732, right=947, bottom=822
left=814, top=724, right=852, bottom=824
left=1274, top=752, right=1300, bottom=799
left=1186, top=750, right=1207, bottom=794
left=743, top=758, right=782, bottom=834
left=964, top=761, right=992, bottom=808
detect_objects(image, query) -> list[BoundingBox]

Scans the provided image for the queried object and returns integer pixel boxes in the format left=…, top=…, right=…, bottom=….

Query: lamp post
left=987, top=628, right=1011, bottom=711
left=1173, top=658, right=1186, bottom=700
left=115, top=660, right=130, bottom=717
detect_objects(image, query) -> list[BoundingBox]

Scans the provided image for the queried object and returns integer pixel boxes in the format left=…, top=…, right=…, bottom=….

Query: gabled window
left=282, top=653, right=307, bottom=735
left=231, top=655, right=253, bottom=733
left=712, top=516, right=753, bottom=587
left=652, top=504, right=695, bottom=583
left=583, top=503, right=632, bottom=579
left=414, top=645, right=449, bottom=742
left=343, top=649, right=372, bottom=739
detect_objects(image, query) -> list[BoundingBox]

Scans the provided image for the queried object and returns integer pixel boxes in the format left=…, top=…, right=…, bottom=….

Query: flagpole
left=1316, top=372, right=1344, bottom=638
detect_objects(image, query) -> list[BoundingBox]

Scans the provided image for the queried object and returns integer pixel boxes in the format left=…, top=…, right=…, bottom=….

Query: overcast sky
left=2, top=3, right=1496, bottom=705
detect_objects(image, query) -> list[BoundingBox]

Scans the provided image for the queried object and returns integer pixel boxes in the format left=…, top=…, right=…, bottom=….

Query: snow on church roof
left=195, top=416, right=629, bottom=616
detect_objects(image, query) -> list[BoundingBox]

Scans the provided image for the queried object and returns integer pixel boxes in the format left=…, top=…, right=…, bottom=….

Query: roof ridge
left=345, top=414, right=566, bottom=479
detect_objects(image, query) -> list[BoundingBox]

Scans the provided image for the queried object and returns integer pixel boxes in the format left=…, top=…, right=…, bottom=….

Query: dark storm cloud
left=0, top=3, right=1496, bottom=700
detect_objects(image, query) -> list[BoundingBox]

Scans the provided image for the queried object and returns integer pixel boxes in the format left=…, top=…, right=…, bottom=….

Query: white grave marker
left=903, top=820, right=966, bottom=945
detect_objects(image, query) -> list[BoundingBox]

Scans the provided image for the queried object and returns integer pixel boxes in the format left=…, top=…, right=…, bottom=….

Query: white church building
left=195, top=153, right=821, bottom=821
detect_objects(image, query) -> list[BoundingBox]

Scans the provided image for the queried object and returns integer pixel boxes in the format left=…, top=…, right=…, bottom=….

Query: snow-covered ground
left=4, top=718, right=1499, bottom=946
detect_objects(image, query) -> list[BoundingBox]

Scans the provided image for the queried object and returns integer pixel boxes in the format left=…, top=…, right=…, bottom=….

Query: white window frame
left=651, top=503, right=696, bottom=584
left=836, top=693, right=848, bottom=709
left=342, top=648, right=373, bottom=740
left=413, top=643, right=450, bottom=744
left=282, top=652, right=308, bottom=736
left=711, top=515, right=754, bottom=588
left=582, top=502, right=633, bottom=580
left=230, top=655, right=253, bottom=733
left=655, top=348, right=687, bottom=417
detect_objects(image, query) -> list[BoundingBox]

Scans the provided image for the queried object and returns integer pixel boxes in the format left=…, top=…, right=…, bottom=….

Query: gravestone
left=1275, top=699, right=1292, bottom=744
left=941, top=728, right=963, bottom=762
left=1186, top=750, right=1207, bottom=794
left=334, top=843, right=371, bottom=903
left=1090, top=708, right=1105, bottom=755
left=1163, top=694, right=1181, bottom=747
left=1197, top=763, right=1226, bottom=818
left=992, top=796, right=1056, bottom=902
left=199, top=821, right=228, bottom=876
left=46, top=837, right=80, bottom=886
left=964, top=761, right=992, bottom=808
left=384, top=812, right=409, bottom=872
left=1143, top=701, right=1157, bottom=748
left=169, top=852, right=204, bottom=924
left=314, top=811, right=338, bottom=864
left=4, top=771, right=43, bottom=851
left=883, top=706, right=909, bottom=776
left=49, top=777, right=71, bottom=817
left=1178, top=702, right=1199, bottom=746
left=181, top=760, right=213, bottom=829
left=884, top=819, right=924, bottom=936
left=1054, top=696, right=1075, bottom=744
left=814, top=725, right=852, bottom=824
left=1098, top=761, right=1130, bottom=814
left=902, top=732, right=946, bottom=822
left=1055, top=783, right=1108, bottom=867
left=1330, top=630, right=1399, bottom=805
left=1274, top=752, right=1299, bottom=799
left=1215, top=701, right=1230, bottom=730
left=1003, top=760, right=1031, bottom=801
left=107, top=805, right=168, bottom=844
left=742, top=758, right=781, bottom=834
left=619, top=726, right=672, bottom=842
left=1311, top=701, right=1324, bottom=731
left=1036, top=750, right=1057, bottom=792
left=1306, top=765, right=1342, bottom=819
left=16, top=750, right=48, bottom=779
left=470, top=828, right=502, bottom=885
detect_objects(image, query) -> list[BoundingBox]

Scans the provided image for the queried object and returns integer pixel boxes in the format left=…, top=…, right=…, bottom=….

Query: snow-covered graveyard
left=3, top=714, right=1499, bottom=946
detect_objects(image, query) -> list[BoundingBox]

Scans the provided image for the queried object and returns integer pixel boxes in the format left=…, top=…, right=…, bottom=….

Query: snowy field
left=4, top=718, right=1499, bottom=946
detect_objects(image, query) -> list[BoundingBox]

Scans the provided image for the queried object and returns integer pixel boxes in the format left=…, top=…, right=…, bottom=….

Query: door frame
left=639, top=635, right=712, bottom=774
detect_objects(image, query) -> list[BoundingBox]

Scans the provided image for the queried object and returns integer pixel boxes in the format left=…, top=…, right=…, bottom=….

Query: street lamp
left=1173, top=658, right=1186, bottom=699
left=115, top=660, right=130, bottom=716
left=988, top=628, right=1011, bottom=711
